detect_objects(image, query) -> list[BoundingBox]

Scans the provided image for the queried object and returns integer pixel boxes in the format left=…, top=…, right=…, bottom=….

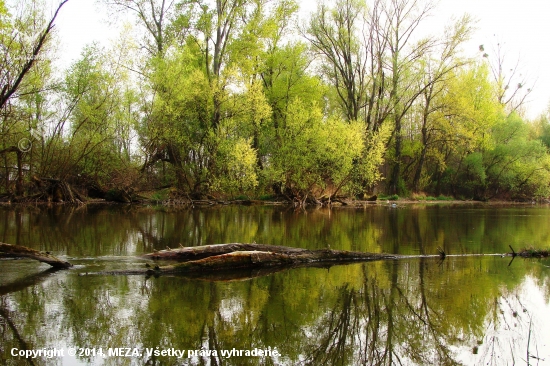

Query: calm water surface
left=0, top=204, right=549, bottom=365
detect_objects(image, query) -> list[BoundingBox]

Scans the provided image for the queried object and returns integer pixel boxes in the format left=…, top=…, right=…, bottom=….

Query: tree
left=266, top=98, right=387, bottom=205
left=0, top=0, right=69, bottom=196
left=483, top=113, right=550, bottom=199
left=142, top=46, right=212, bottom=192
left=100, top=0, right=194, bottom=56
left=410, top=15, right=474, bottom=192
left=0, top=0, right=69, bottom=110
left=380, top=0, right=437, bottom=195
left=483, top=41, right=533, bottom=116
left=433, top=64, right=501, bottom=198
left=306, top=0, right=369, bottom=122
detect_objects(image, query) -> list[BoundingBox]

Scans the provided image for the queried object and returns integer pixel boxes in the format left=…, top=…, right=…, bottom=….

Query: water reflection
left=1, top=205, right=549, bottom=365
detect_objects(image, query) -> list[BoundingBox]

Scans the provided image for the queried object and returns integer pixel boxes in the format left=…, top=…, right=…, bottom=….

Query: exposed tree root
left=30, top=176, right=85, bottom=204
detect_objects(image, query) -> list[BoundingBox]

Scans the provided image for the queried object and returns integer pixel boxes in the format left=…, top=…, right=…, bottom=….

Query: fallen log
left=104, top=244, right=403, bottom=276
left=0, top=242, right=72, bottom=269
left=143, top=243, right=319, bottom=261
left=91, top=243, right=531, bottom=278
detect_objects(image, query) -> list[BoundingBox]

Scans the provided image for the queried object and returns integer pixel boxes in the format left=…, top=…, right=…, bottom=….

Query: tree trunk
left=15, top=149, right=23, bottom=196
left=0, top=242, right=72, bottom=268
left=0, top=146, right=24, bottom=196
left=389, top=123, right=402, bottom=195
left=412, top=127, right=428, bottom=193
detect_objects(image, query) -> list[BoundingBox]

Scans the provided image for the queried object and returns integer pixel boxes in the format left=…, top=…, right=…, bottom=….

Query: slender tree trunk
left=0, top=146, right=24, bottom=196
left=3, top=153, right=9, bottom=193
left=389, top=42, right=401, bottom=195
left=15, top=149, right=23, bottom=196
left=413, top=126, right=428, bottom=193
left=389, top=118, right=402, bottom=195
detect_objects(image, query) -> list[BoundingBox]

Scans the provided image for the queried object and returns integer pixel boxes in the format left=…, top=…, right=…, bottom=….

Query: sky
left=44, top=0, right=550, bottom=119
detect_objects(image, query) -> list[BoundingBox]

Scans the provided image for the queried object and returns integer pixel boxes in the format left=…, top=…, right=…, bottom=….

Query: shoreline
left=0, top=197, right=547, bottom=207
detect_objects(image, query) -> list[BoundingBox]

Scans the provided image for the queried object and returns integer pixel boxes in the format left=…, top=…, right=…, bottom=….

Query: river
left=1, top=203, right=549, bottom=365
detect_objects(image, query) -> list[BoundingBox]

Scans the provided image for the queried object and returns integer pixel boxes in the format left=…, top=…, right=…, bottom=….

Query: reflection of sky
left=455, top=275, right=550, bottom=365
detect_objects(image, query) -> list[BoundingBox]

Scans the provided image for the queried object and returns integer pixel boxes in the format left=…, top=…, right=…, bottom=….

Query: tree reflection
left=0, top=304, right=37, bottom=366
left=301, top=261, right=463, bottom=365
left=1, top=257, right=548, bottom=365
left=1, top=205, right=550, bottom=365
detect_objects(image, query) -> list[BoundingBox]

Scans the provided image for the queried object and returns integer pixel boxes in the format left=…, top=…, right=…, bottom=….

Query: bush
left=379, top=194, right=399, bottom=201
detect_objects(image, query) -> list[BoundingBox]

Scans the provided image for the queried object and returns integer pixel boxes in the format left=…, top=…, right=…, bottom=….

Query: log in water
left=0, top=242, right=72, bottom=269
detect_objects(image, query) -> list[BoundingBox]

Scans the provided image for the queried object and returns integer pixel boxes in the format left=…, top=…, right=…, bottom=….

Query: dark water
left=0, top=204, right=549, bottom=365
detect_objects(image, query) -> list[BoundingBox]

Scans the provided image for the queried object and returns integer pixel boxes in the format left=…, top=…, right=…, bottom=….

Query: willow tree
left=305, top=0, right=442, bottom=195
left=193, top=0, right=253, bottom=129
left=483, top=113, right=550, bottom=199
left=101, top=0, right=201, bottom=192
left=267, top=98, right=389, bottom=205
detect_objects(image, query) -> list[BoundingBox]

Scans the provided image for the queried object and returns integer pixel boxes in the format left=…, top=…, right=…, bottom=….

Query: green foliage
left=258, top=193, right=276, bottom=200
left=211, top=138, right=259, bottom=195
left=353, top=122, right=393, bottom=191
left=531, top=114, right=550, bottom=150
left=264, top=98, right=381, bottom=201
left=2, top=0, right=549, bottom=201
left=150, top=189, right=170, bottom=202
left=484, top=113, right=550, bottom=198
left=378, top=194, right=399, bottom=201
left=47, top=45, right=139, bottom=188
left=266, top=99, right=326, bottom=196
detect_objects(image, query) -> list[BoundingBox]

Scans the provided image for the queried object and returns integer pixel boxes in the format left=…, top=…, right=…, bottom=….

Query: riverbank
left=1, top=186, right=548, bottom=207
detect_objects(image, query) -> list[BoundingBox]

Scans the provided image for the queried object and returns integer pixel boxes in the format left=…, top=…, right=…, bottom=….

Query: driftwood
left=0, top=242, right=72, bottom=269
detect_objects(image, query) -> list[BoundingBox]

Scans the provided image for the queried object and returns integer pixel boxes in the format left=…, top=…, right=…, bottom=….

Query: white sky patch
left=46, top=0, right=550, bottom=118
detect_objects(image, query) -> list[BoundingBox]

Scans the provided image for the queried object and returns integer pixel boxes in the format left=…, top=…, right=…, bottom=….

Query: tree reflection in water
left=0, top=205, right=549, bottom=365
